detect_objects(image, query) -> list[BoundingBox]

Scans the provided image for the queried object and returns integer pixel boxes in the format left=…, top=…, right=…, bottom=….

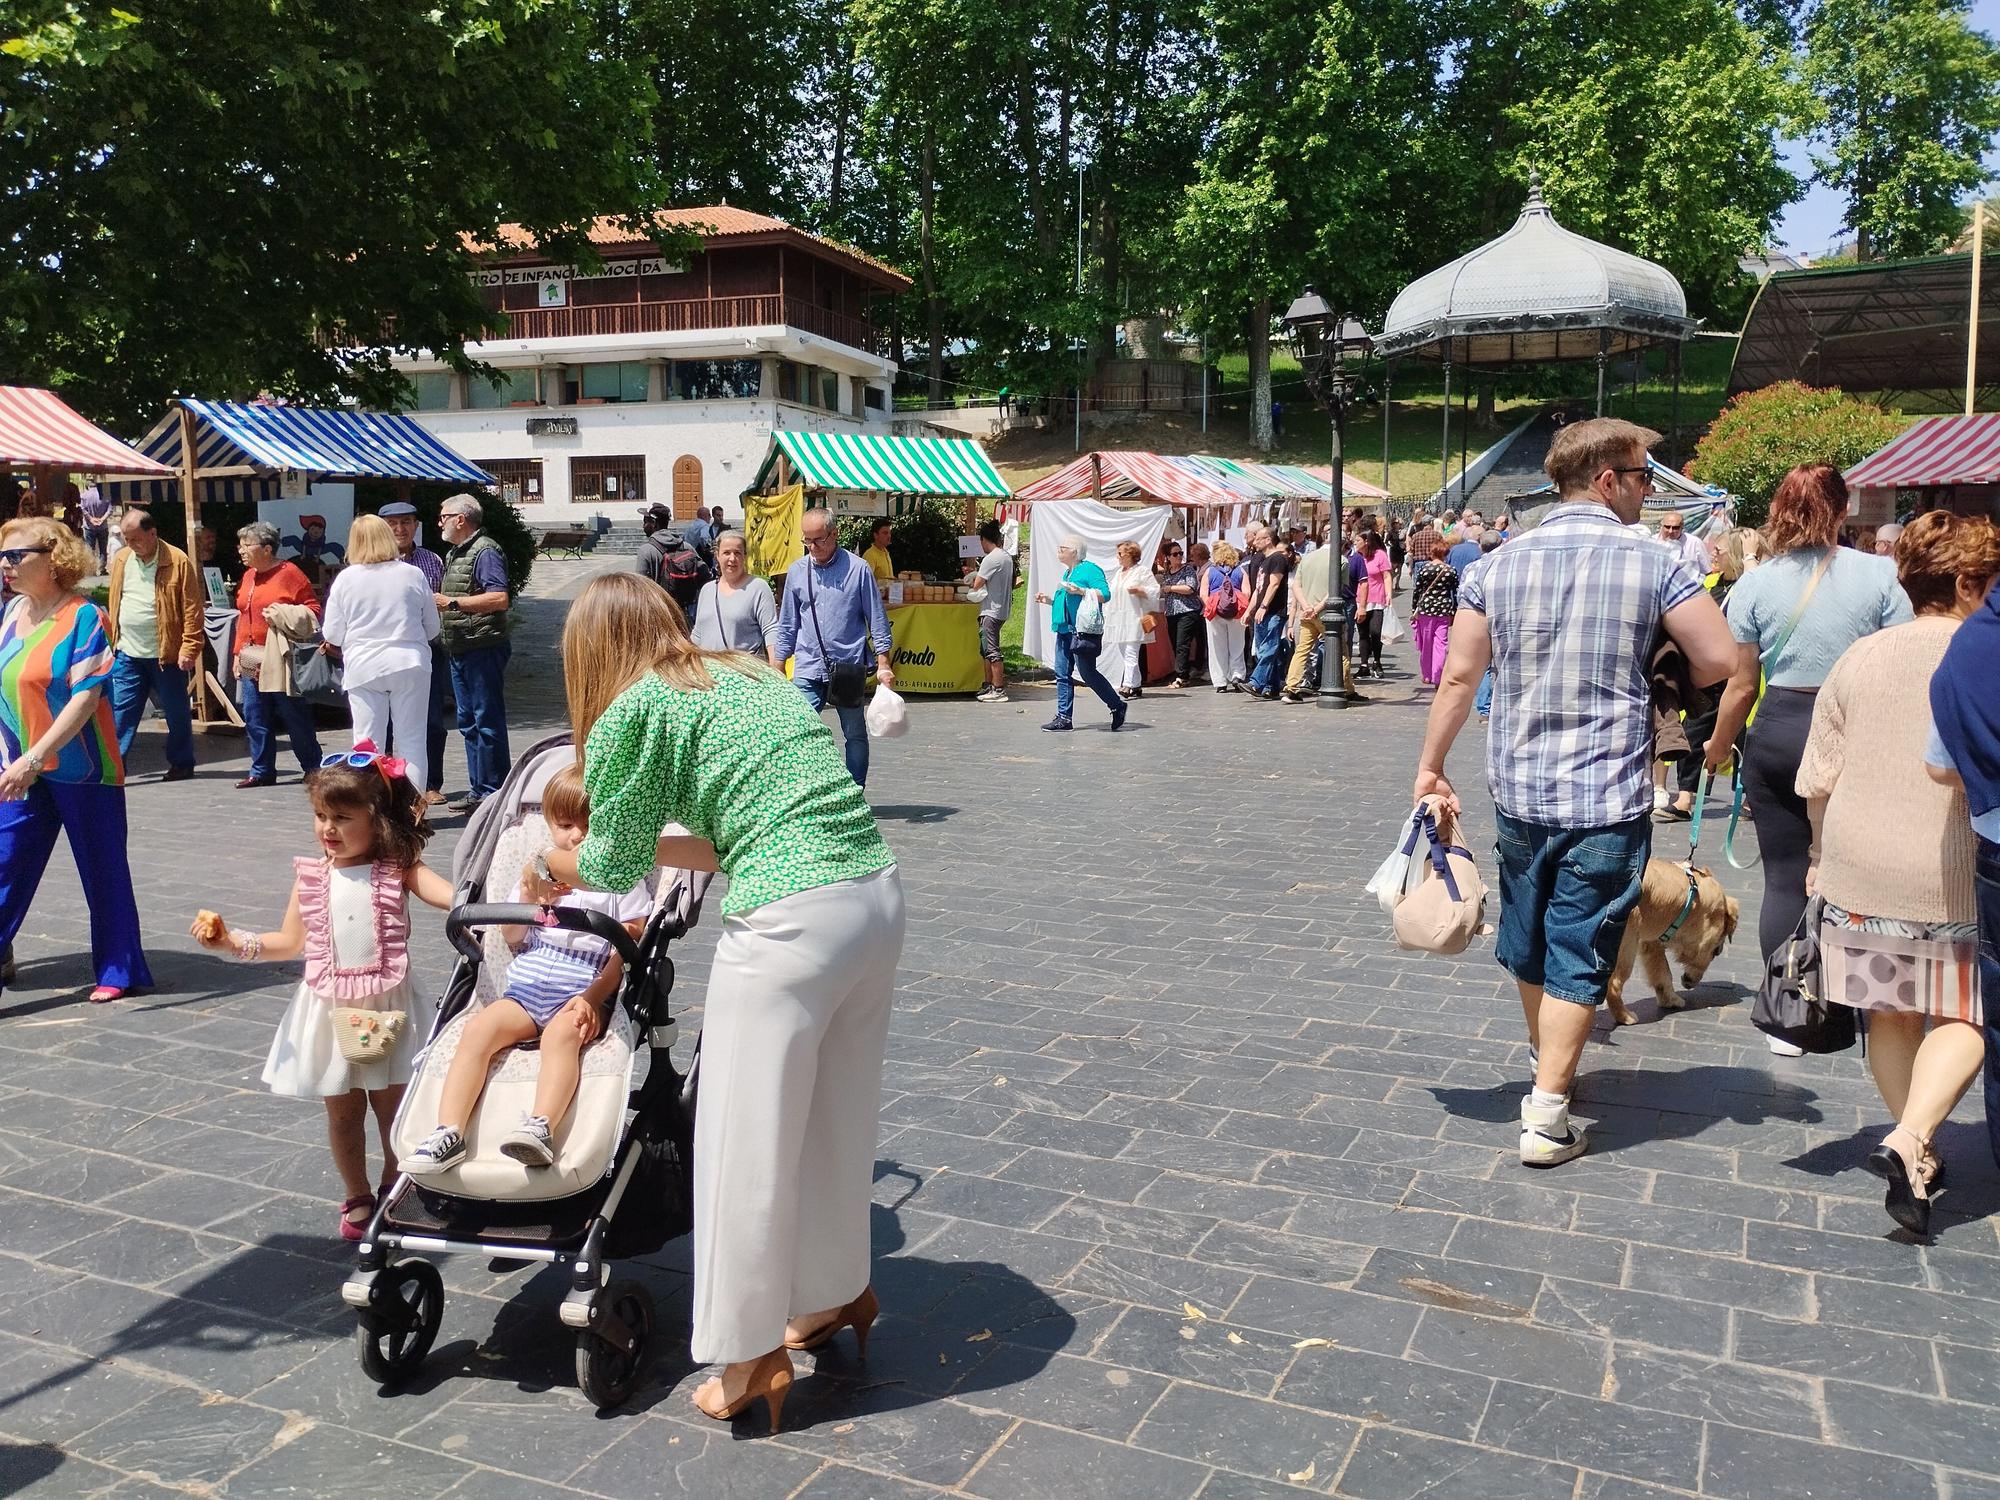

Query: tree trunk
left=920, top=117, right=944, bottom=404
left=1476, top=375, right=1496, bottom=426
left=1248, top=299, right=1273, bottom=452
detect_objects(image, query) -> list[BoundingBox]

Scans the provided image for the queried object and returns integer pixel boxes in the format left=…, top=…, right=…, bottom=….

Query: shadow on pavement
left=1427, top=1062, right=1829, bottom=1149
left=869, top=805, right=960, bottom=824
left=0, top=1442, right=66, bottom=1491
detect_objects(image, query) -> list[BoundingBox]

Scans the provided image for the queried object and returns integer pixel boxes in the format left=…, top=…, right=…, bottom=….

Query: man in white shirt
left=1657, top=510, right=1711, bottom=573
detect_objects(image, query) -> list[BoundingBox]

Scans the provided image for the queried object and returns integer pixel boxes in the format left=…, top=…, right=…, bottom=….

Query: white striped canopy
left=103, top=399, right=492, bottom=503
left=1014, top=451, right=1244, bottom=508
left=754, top=429, right=1011, bottom=498
left=0, top=387, right=170, bottom=473
left=1845, top=415, right=1998, bottom=489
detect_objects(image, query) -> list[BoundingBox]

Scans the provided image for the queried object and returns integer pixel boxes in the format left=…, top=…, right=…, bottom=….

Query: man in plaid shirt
left=1412, top=419, right=1736, bottom=1168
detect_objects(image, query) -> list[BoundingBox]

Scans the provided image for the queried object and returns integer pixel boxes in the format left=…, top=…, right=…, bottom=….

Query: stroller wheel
left=576, top=1279, right=655, bottom=1410
left=355, top=1259, right=444, bottom=1385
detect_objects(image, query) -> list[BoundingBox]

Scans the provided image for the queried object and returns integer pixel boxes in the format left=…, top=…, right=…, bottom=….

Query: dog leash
left=1665, top=762, right=1749, bottom=940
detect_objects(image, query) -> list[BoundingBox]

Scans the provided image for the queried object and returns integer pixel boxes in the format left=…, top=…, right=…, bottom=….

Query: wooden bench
left=537, top=528, right=592, bottom=559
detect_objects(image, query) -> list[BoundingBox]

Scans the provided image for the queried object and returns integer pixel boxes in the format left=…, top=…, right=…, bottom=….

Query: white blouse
left=1102, top=564, right=1161, bottom=644
left=322, top=560, right=440, bottom=689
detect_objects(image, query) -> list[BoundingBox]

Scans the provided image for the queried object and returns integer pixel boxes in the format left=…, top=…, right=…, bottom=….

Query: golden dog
left=1605, top=859, right=1740, bottom=1026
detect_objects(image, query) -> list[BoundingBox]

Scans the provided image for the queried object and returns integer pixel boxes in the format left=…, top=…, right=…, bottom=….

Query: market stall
left=749, top=429, right=1012, bottom=694
left=0, top=385, right=173, bottom=510
left=1844, top=414, right=2000, bottom=525
left=101, top=399, right=494, bottom=720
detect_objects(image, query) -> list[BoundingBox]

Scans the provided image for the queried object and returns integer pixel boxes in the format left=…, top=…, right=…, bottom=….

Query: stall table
left=884, top=585, right=983, bottom=694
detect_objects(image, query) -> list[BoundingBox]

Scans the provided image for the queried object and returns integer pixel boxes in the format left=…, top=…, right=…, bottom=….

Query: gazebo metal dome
left=1377, top=176, right=1698, bottom=364
left=1369, top=171, right=1701, bottom=505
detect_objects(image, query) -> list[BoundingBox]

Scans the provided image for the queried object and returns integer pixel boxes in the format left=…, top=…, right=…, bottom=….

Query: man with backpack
left=635, top=503, right=713, bottom=619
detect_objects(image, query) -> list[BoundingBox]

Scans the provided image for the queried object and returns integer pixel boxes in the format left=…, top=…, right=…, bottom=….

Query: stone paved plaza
left=4, top=560, right=2000, bottom=1497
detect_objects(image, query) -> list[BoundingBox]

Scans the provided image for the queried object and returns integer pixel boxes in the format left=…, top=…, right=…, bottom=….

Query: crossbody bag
left=804, top=558, right=870, bottom=708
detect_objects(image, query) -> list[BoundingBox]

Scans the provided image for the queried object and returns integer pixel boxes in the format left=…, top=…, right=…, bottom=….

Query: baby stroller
left=341, top=733, right=706, bottom=1408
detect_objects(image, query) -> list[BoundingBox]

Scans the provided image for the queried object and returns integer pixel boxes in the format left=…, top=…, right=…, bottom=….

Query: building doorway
left=672, top=455, right=703, bottom=519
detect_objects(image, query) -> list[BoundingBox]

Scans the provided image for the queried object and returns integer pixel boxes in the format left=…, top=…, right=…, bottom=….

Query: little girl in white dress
left=193, top=744, right=452, bottom=1239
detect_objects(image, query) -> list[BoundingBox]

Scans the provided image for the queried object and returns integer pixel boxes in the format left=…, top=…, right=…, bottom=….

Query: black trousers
left=1358, top=609, right=1385, bottom=669
left=1673, top=700, right=1720, bottom=796
left=1739, top=687, right=1817, bottom=961
left=1166, top=613, right=1200, bottom=680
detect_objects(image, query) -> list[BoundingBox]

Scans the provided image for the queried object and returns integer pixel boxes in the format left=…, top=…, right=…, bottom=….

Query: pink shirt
left=1364, top=548, right=1392, bottom=608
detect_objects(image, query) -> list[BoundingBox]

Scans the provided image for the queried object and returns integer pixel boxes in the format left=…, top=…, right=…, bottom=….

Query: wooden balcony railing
left=491, top=294, right=881, bottom=353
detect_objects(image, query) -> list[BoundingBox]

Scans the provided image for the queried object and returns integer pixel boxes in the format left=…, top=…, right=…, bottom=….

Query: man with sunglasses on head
left=770, top=507, right=893, bottom=787
left=1413, top=419, right=1736, bottom=1170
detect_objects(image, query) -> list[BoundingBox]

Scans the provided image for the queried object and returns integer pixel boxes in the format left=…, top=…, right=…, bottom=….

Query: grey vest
left=438, top=533, right=508, bottom=657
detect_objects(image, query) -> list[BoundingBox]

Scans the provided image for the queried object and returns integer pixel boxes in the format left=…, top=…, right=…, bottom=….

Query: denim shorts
left=1492, top=812, right=1651, bottom=1005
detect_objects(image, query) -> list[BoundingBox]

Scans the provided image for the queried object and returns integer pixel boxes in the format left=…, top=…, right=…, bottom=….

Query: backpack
left=1208, top=565, right=1242, bottom=620
left=643, top=532, right=711, bottom=615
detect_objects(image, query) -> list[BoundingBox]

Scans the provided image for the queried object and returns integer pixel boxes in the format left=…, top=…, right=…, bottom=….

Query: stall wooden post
left=178, top=402, right=243, bottom=730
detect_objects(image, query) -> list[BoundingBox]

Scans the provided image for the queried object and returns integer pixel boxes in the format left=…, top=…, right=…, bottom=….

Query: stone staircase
left=593, top=521, right=648, bottom=556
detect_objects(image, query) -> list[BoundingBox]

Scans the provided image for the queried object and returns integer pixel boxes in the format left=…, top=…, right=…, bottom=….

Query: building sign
left=539, top=279, right=567, bottom=308
left=473, top=257, right=678, bottom=289
left=830, top=491, right=928, bottom=518
left=526, top=417, right=579, bottom=437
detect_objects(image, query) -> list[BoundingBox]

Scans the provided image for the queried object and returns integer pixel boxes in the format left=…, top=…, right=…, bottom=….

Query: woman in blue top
left=1032, top=535, right=1123, bottom=732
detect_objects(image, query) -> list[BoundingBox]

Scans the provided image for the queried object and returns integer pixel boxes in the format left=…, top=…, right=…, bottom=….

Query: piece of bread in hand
left=193, top=910, right=226, bottom=944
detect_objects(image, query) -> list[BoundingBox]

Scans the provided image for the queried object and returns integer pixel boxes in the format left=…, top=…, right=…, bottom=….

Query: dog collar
left=1659, top=865, right=1701, bottom=943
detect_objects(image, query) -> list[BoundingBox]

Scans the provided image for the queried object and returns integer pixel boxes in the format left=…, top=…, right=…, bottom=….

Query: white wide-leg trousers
left=1205, top=617, right=1246, bottom=684
left=345, top=663, right=432, bottom=796
left=692, top=865, right=906, bottom=1364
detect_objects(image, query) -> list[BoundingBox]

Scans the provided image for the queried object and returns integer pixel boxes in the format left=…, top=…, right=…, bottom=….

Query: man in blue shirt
left=682, top=505, right=716, bottom=568
left=770, top=507, right=895, bottom=786
left=1445, top=511, right=1485, bottom=574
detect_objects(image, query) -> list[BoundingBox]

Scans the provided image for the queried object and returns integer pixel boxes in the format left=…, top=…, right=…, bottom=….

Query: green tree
left=1, top=1, right=663, bottom=430
left=1804, top=0, right=2000, bottom=261
left=1688, top=380, right=1908, bottom=519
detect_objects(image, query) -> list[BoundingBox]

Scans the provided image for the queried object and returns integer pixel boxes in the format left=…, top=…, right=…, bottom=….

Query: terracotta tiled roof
left=476, top=208, right=910, bottom=290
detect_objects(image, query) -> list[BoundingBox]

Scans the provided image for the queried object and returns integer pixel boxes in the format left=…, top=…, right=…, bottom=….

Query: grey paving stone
left=1476, top=1379, right=1707, bottom=1490
left=1606, top=1345, right=1820, bottom=1436
left=0, top=1343, right=170, bottom=1447
left=215, top=1423, right=477, bottom=1497
left=788, top=1463, right=944, bottom=1500
left=1190, top=1223, right=1372, bottom=1286
left=1408, top=1305, right=1610, bottom=1397
left=1701, top=1419, right=1938, bottom=1500
left=998, top=1148, right=1165, bottom=1204
left=1825, top=1378, right=2000, bottom=1475
left=1041, top=1200, right=1217, bottom=1259
left=953, top=1347, right=1171, bottom=1440
left=1278, top=1343, right=1492, bottom=1440
left=1333, top=1425, right=1579, bottom=1500
left=1732, top=1309, right=1938, bottom=1394
left=1279, top=1200, right=1457, bottom=1258
left=1442, top=1217, right=1626, bottom=1286
left=568, top=1414, right=824, bottom=1497
left=1088, top=1304, right=1295, bottom=1397
left=962, top=1420, right=1211, bottom=1500
left=1350, top=1249, right=1543, bottom=1320
left=1222, top=1277, right=1423, bottom=1360
left=1746, top=1220, right=1933, bottom=1286
left=1569, top=1197, right=1747, bottom=1257
left=69, top=1385, right=293, bottom=1488
left=1621, top=1244, right=1813, bottom=1318
left=1133, top=1382, right=1356, bottom=1485
left=1062, top=1245, right=1253, bottom=1318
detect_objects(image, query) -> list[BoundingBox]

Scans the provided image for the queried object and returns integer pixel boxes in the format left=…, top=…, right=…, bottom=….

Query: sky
left=1773, top=0, right=2000, bottom=256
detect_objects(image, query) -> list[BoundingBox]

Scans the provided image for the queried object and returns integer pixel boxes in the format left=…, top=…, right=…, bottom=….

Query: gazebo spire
left=1522, top=168, right=1550, bottom=218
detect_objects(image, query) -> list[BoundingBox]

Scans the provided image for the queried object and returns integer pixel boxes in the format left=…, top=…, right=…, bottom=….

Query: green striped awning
left=756, top=429, right=1011, bottom=499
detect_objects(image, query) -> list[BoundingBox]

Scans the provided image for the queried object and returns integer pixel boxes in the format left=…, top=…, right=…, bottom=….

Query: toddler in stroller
left=406, top=764, right=651, bottom=1172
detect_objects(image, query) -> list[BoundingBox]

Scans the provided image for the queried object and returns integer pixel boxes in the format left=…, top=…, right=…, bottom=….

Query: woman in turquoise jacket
left=1033, top=535, right=1124, bottom=731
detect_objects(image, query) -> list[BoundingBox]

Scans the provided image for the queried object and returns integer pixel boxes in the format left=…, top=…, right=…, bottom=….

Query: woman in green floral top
left=536, top=573, right=902, bottom=1435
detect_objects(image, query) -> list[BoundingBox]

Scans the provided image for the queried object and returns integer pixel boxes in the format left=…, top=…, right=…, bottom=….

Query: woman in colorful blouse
left=535, top=571, right=902, bottom=1436
left=0, top=518, right=153, bottom=1003
left=233, top=521, right=323, bottom=789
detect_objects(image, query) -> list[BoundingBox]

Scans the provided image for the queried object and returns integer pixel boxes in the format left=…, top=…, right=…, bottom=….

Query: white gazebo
left=1375, top=172, right=1700, bottom=500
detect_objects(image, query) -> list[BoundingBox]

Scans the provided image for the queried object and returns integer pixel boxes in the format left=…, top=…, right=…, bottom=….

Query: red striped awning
left=1845, top=414, right=2000, bottom=489
left=1014, top=451, right=1245, bottom=508
left=0, top=387, right=171, bottom=473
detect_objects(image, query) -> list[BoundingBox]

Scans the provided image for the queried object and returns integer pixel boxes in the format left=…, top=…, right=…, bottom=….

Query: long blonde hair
left=562, top=572, right=765, bottom=746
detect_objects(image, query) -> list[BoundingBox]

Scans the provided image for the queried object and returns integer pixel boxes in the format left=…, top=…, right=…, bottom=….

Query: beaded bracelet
left=233, top=932, right=263, bottom=962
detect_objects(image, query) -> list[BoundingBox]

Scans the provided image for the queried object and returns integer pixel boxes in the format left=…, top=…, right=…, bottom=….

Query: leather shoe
left=234, top=775, right=277, bottom=790
left=163, top=765, right=195, bottom=782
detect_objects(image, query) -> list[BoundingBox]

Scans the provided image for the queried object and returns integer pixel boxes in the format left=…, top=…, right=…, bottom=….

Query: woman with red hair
left=1706, top=464, right=1912, bottom=1046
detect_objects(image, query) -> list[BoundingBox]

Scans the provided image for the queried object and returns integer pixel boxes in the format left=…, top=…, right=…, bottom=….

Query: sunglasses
left=322, top=749, right=388, bottom=769
left=0, top=546, right=51, bottom=565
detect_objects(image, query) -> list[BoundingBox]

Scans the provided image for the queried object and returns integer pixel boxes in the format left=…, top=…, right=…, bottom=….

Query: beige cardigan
left=1795, top=615, right=1974, bottom=924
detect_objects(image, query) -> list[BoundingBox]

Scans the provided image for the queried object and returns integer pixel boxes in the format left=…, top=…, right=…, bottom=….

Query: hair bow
left=344, top=739, right=411, bottom=785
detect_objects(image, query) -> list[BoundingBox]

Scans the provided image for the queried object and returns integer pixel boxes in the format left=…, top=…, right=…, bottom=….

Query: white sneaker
left=1527, top=1044, right=1540, bottom=1077
left=1653, top=787, right=1671, bottom=811
left=1520, top=1095, right=1588, bottom=1168
left=1766, top=1035, right=1805, bottom=1058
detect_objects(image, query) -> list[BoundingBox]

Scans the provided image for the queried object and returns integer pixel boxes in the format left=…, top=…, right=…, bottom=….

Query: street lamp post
left=1283, top=286, right=1373, bottom=710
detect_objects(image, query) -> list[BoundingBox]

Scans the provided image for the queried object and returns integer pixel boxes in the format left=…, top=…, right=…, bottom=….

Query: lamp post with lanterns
left=1283, top=287, right=1373, bottom=708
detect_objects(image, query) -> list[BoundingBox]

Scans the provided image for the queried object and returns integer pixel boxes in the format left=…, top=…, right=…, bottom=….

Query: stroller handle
left=446, top=903, right=644, bottom=970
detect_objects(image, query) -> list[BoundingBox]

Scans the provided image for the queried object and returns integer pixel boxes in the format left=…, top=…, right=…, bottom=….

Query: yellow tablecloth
left=886, top=602, right=983, bottom=694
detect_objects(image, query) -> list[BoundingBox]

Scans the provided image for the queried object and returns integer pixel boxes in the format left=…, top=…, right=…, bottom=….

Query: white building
left=383, top=207, right=908, bottom=522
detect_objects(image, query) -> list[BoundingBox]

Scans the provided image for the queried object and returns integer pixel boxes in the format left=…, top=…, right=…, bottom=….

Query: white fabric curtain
left=1021, top=499, right=1175, bottom=668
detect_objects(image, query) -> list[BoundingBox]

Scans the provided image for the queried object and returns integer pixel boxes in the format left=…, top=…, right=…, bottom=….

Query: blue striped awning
left=102, top=400, right=491, bottom=502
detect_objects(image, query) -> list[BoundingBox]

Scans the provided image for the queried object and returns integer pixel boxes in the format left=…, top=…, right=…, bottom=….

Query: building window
left=571, top=455, right=647, bottom=505
left=468, top=368, right=541, bottom=409
left=409, top=371, right=453, bottom=411
left=777, top=362, right=801, bottom=404
left=863, top=385, right=886, bottom=412
left=479, top=458, right=544, bottom=507
left=820, top=371, right=841, bottom=413
left=577, top=360, right=651, bottom=404
left=671, top=359, right=761, bottom=401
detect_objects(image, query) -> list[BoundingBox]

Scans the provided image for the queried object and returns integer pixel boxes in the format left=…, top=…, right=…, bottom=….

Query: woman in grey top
left=691, top=531, right=777, bottom=655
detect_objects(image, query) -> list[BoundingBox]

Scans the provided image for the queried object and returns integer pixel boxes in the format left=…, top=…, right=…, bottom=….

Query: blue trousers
left=448, top=644, right=512, bottom=799
left=0, top=780, right=152, bottom=991
left=1249, top=613, right=1289, bottom=693
left=1475, top=666, right=1495, bottom=717
left=1053, top=631, right=1120, bottom=722
left=797, top=676, right=870, bottom=786
left=240, top=681, right=322, bottom=781
left=109, top=652, right=195, bottom=771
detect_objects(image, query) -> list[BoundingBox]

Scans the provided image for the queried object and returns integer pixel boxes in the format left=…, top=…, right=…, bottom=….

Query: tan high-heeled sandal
left=784, top=1285, right=879, bottom=1358
left=692, top=1348, right=793, bottom=1433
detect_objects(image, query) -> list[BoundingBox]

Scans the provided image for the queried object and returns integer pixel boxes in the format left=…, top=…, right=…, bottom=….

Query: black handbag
left=1751, top=895, right=1856, bottom=1054
left=804, top=557, right=870, bottom=709
left=288, top=638, right=345, bottom=709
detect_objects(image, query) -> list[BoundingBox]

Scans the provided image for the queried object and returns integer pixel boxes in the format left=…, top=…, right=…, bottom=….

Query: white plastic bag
left=1382, top=603, right=1407, bottom=644
left=865, top=682, right=909, bottom=739
left=1364, top=811, right=1426, bottom=915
